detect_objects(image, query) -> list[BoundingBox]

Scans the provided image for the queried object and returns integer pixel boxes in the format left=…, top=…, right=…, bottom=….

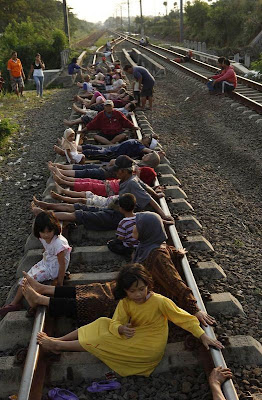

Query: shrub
left=0, top=118, right=18, bottom=143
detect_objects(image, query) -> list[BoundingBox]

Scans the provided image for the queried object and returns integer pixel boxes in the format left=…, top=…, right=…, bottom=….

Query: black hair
left=11, top=51, right=17, bottom=56
left=128, top=103, right=136, bottom=112
left=127, top=94, right=134, bottom=101
left=119, top=193, right=136, bottom=211
left=36, top=53, right=41, bottom=57
left=33, top=211, right=61, bottom=239
left=223, top=58, right=230, bottom=66
left=71, top=57, right=77, bottom=63
left=124, top=64, right=132, bottom=71
left=218, top=57, right=226, bottom=64
left=113, top=264, right=153, bottom=300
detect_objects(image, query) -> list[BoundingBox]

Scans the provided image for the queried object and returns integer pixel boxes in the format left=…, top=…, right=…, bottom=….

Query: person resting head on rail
left=29, top=264, right=221, bottom=375
left=54, top=134, right=162, bottom=162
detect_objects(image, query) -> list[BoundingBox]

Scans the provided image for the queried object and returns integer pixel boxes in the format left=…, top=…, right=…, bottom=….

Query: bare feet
left=54, top=145, right=65, bottom=157
left=22, top=279, right=42, bottom=308
left=54, top=182, right=64, bottom=194
left=37, top=332, right=60, bottom=354
left=52, top=173, right=65, bottom=186
left=22, top=272, right=45, bottom=294
left=51, top=190, right=64, bottom=201
left=31, top=201, right=44, bottom=215
left=48, top=161, right=56, bottom=174
left=72, top=103, right=79, bottom=113
left=32, top=196, right=48, bottom=210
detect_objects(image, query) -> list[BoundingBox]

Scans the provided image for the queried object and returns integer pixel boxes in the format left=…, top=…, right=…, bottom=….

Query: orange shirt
left=7, top=58, right=23, bottom=78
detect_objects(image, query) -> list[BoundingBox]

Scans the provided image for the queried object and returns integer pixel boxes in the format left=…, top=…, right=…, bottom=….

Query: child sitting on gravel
left=107, top=193, right=139, bottom=256
left=0, top=211, right=71, bottom=317
left=36, top=264, right=223, bottom=376
left=61, top=128, right=85, bottom=164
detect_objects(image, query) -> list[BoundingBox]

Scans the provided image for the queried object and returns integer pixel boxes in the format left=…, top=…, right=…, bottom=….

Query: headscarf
left=61, top=128, right=77, bottom=152
left=133, top=212, right=167, bottom=263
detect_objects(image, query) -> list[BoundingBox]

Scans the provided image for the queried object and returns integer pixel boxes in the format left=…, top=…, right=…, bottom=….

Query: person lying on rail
left=107, top=194, right=139, bottom=257
left=48, top=165, right=157, bottom=203
left=54, top=135, right=160, bottom=161
left=22, top=211, right=215, bottom=327
left=124, top=64, right=155, bottom=111
left=94, top=56, right=111, bottom=74
left=63, top=102, right=136, bottom=128
left=60, top=128, right=85, bottom=164
left=170, top=50, right=193, bottom=63
left=31, top=156, right=173, bottom=231
left=74, top=91, right=134, bottom=110
left=207, top=58, right=237, bottom=95
left=35, top=263, right=222, bottom=375
left=76, top=74, right=94, bottom=95
left=0, top=211, right=71, bottom=317
left=47, top=150, right=160, bottom=182
left=105, top=71, right=126, bottom=92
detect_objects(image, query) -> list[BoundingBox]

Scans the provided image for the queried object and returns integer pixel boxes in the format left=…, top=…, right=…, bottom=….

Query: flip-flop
left=48, top=388, right=79, bottom=400
left=87, top=380, right=121, bottom=393
left=0, top=304, right=22, bottom=317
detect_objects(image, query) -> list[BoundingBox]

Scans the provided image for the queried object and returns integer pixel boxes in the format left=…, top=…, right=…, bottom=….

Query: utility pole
left=139, top=0, right=144, bottom=36
left=179, top=0, right=183, bottom=43
left=120, top=5, right=123, bottom=30
left=127, top=0, right=131, bottom=33
left=62, top=0, right=70, bottom=44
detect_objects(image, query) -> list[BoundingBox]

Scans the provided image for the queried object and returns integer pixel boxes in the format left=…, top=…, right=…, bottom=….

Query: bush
left=0, top=118, right=18, bottom=143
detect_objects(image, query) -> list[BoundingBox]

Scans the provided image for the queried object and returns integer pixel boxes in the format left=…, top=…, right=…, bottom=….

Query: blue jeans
left=34, top=76, right=44, bottom=96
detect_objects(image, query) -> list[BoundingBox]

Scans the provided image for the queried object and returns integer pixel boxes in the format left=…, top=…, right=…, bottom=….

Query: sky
left=66, top=0, right=187, bottom=24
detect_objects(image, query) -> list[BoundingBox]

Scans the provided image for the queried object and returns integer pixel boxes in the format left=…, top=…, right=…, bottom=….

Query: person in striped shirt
left=107, top=193, right=139, bottom=257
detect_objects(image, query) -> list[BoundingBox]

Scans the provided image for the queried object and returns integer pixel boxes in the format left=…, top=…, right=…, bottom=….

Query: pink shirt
left=211, top=66, right=237, bottom=88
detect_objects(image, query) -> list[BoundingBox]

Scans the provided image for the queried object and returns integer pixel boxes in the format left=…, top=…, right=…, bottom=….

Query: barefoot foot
left=50, top=190, right=64, bottom=201
left=22, top=280, right=43, bottom=308
left=22, top=272, right=45, bottom=294
left=31, top=201, right=44, bottom=215
left=37, top=332, right=60, bottom=354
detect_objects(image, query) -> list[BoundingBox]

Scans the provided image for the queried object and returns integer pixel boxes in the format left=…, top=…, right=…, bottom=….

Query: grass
left=0, top=88, right=61, bottom=157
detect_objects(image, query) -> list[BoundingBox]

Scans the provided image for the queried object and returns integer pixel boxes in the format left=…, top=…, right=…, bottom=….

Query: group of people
left=0, top=51, right=233, bottom=400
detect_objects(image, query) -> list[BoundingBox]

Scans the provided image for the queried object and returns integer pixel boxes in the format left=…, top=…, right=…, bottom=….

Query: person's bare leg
left=141, top=96, right=146, bottom=109
left=52, top=162, right=73, bottom=171
left=37, top=332, right=84, bottom=353
left=94, top=134, right=111, bottom=145
left=10, top=286, right=23, bottom=305
left=22, top=272, right=55, bottom=296
left=22, top=280, right=50, bottom=308
left=56, top=169, right=77, bottom=178
left=54, top=145, right=65, bottom=156
left=53, top=173, right=75, bottom=188
left=63, top=119, right=81, bottom=127
left=72, top=103, right=86, bottom=115
left=51, top=191, right=85, bottom=205
left=111, top=133, right=128, bottom=144
left=148, top=96, right=153, bottom=110
left=53, top=184, right=86, bottom=198
left=32, top=196, right=75, bottom=212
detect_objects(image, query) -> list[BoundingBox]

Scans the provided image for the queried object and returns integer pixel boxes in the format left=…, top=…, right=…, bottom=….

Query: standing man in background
left=124, top=65, right=155, bottom=111
left=7, top=51, right=25, bottom=97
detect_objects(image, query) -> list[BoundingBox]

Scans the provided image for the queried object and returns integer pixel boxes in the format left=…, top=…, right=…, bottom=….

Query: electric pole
left=179, top=0, right=183, bottom=43
left=139, top=0, right=144, bottom=36
left=127, top=0, right=131, bottom=33
left=63, top=0, right=70, bottom=44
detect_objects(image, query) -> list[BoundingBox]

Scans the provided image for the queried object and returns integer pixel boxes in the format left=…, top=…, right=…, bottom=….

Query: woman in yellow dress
left=37, top=264, right=223, bottom=377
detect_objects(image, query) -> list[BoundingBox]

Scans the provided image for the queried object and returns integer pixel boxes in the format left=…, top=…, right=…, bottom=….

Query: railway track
left=0, top=40, right=261, bottom=400
left=115, top=33, right=262, bottom=115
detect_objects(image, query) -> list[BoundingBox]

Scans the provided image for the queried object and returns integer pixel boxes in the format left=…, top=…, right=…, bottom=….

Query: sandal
left=0, top=304, right=22, bottom=317
left=48, top=388, right=79, bottom=400
left=87, top=380, right=121, bottom=393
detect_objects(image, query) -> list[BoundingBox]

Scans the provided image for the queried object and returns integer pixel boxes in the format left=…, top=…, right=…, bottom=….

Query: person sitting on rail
left=68, top=57, right=87, bottom=79
left=54, top=134, right=160, bottom=161
left=140, top=37, right=146, bottom=46
left=107, top=194, right=139, bottom=257
left=207, top=58, right=237, bottom=95
left=124, top=65, right=155, bottom=111
left=60, top=128, right=85, bottom=164
left=67, top=100, right=136, bottom=145
left=47, top=150, right=160, bottom=182
left=171, top=50, right=193, bottom=63
left=63, top=102, right=136, bottom=128
left=31, top=155, right=173, bottom=232
left=47, top=164, right=157, bottom=204
left=35, top=263, right=222, bottom=374
left=0, top=211, right=71, bottom=317
left=22, top=211, right=216, bottom=327
left=95, top=56, right=111, bottom=74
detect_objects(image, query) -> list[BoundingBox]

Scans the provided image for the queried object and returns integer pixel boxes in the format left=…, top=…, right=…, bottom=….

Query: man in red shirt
left=80, top=100, right=136, bottom=144
left=7, top=51, right=26, bottom=97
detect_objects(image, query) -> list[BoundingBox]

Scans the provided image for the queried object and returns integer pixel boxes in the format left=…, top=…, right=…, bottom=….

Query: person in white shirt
left=28, top=53, right=45, bottom=97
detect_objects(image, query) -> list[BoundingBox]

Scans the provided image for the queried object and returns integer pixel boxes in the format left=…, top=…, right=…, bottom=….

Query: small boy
left=133, top=78, right=141, bottom=106
left=107, top=193, right=139, bottom=257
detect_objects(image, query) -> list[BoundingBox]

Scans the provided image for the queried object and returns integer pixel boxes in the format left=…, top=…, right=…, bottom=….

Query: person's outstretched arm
left=209, top=367, right=233, bottom=400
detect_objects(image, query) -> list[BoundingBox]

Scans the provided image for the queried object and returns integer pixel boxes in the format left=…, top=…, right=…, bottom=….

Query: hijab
left=61, top=128, right=77, bottom=152
left=133, top=212, right=167, bottom=263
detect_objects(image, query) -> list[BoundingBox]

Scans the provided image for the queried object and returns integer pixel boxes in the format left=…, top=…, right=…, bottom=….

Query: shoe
left=87, top=380, right=121, bottom=393
left=0, top=304, right=22, bottom=317
left=48, top=387, right=79, bottom=400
